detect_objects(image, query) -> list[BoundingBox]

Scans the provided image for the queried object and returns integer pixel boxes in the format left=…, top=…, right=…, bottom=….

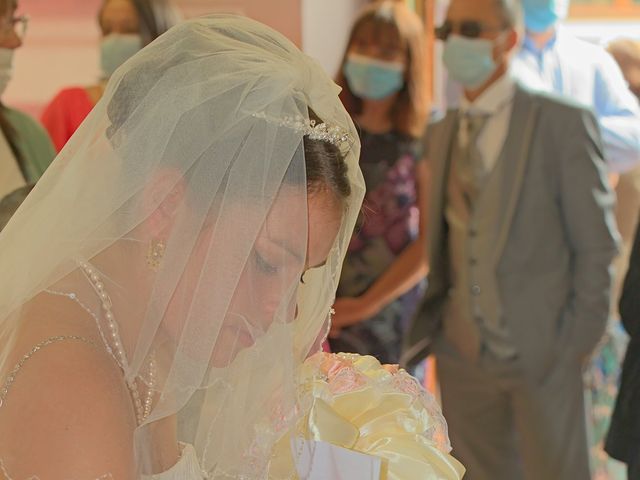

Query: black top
left=605, top=215, right=640, bottom=463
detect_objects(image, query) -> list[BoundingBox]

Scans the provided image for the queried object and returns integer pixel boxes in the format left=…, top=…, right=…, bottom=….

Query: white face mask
left=100, top=33, right=143, bottom=79
left=0, top=48, right=14, bottom=98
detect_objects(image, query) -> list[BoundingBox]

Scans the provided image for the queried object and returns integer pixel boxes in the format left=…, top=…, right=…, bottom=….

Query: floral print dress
left=329, top=129, right=424, bottom=365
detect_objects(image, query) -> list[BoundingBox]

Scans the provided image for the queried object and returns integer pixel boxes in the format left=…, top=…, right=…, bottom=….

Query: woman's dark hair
left=98, top=0, right=178, bottom=45
left=303, top=109, right=351, bottom=201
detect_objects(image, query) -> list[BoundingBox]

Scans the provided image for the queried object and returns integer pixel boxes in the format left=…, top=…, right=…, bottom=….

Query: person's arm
left=559, top=107, right=619, bottom=355
left=330, top=160, right=430, bottom=334
left=619, top=216, right=640, bottom=338
left=593, top=50, right=640, bottom=173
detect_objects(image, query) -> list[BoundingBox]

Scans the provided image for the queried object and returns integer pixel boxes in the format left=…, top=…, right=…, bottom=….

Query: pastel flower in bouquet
left=272, top=352, right=465, bottom=479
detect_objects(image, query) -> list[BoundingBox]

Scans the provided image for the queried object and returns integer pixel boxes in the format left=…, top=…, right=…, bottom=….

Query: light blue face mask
left=100, top=34, right=143, bottom=79
left=442, top=35, right=497, bottom=89
left=522, top=0, right=570, bottom=33
left=343, top=54, right=405, bottom=101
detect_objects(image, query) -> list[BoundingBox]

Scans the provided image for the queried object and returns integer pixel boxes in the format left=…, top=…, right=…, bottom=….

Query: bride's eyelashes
left=254, top=250, right=279, bottom=275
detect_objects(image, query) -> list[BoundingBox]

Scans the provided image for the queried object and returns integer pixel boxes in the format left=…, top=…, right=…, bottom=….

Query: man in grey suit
left=401, top=0, right=619, bottom=478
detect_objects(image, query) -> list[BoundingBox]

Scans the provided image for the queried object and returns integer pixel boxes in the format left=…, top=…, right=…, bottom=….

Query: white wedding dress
left=141, top=444, right=203, bottom=480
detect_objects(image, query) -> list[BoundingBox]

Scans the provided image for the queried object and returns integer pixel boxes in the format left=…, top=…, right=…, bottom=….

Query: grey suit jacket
left=402, top=85, right=619, bottom=381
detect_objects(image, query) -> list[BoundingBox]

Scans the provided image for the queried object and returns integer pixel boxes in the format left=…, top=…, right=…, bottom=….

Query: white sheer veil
left=0, top=15, right=364, bottom=478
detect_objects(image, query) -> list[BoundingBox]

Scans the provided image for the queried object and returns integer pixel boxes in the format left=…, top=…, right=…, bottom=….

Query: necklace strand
left=79, top=262, right=155, bottom=425
left=0, top=335, right=96, bottom=408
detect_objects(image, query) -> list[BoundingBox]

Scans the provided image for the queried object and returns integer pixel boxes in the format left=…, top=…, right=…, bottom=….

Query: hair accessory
left=253, top=112, right=353, bottom=149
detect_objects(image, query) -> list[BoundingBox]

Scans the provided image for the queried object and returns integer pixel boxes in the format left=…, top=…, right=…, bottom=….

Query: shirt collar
left=522, top=26, right=561, bottom=54
left=459, top=70, right=516, bottom=116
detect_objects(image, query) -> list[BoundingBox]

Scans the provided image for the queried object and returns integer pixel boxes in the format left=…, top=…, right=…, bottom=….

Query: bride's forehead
left=261, top=190, right=308, bottom=247
left=197, top=187, right=340, bottom=252
left=260, top=188, right=341, bottom=254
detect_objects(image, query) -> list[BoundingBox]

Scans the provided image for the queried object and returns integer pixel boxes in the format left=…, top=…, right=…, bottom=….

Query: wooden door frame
left=570, top=0, right=640, bottom=18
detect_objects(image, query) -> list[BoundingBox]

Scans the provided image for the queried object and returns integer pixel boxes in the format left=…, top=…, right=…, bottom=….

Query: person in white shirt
left=514, top=0, right=640, bottom=174
left=402, top=0, right=618, bottom=478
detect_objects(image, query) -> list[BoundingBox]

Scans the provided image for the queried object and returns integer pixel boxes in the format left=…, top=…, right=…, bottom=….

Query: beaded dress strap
left=0, top=335, right=96, bottom=408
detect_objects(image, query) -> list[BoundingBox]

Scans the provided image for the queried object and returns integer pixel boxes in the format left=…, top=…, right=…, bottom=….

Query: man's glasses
left=0, top=15, right=29, bottom=40
left=435, top=20, right=505, bottom=41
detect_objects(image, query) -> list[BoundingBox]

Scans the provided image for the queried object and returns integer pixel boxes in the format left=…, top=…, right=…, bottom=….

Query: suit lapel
left=492, top=86, right=540, bottom=265
left=427, top=111, right=458, bottom=280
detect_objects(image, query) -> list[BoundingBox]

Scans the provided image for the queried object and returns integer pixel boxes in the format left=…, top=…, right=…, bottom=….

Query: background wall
left=5, top=0, right=369, bottom=118
left=301, top=0, right=367, bottom=79
left=8, top=0, right=637, bottom=119
left=5, top=0, right=102, bottom=116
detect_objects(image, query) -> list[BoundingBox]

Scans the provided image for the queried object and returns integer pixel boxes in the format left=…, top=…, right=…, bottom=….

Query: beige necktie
left=457, top=113, right=489, bottom=206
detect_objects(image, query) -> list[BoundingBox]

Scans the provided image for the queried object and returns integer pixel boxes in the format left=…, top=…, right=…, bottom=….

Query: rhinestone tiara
left=252, top=111, right=353, bottom=149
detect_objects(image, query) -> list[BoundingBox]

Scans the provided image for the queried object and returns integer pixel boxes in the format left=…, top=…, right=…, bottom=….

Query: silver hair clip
left=252, top=112, right=353, bottom=149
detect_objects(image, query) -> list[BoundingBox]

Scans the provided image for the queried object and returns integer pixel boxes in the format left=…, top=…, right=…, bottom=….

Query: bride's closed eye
left=254, top=250, right=279, bottom=275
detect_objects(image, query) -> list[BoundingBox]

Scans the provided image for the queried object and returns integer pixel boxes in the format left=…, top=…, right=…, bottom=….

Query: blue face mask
left=100, top=34, right=143, bottom=79
left=343, top=54, right=405, bottom=101
left=522, top=0, right=569, bottom=33
left=442, top=35, right=497, bottom=89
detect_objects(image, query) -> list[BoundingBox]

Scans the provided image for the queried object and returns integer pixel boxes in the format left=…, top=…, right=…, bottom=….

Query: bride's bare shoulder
left=0, top=321, right=137, bottom=479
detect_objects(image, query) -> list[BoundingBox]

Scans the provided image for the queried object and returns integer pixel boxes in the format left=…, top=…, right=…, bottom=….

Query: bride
left=0, top=15, right=365, bottom=479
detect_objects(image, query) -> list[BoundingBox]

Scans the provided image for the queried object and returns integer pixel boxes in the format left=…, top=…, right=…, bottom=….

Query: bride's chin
left=210, top=324, right=256, bottom=368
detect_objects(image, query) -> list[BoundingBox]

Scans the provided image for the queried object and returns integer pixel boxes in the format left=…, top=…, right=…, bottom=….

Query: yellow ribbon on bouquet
left=303, top=393, right=465, bottom=480
left=272, top=389, right=465, bottom=480
left=270, top=353, right=465, bottom=480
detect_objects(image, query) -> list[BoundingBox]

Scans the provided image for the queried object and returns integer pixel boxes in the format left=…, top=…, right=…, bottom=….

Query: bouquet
left=272, top=352, right=465, bottom=479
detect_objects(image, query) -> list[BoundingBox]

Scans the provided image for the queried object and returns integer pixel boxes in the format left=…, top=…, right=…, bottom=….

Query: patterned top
left=330, top=129, right=424, bottom=364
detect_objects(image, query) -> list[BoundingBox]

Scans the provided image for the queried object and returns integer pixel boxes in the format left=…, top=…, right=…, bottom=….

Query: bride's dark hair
left=106, top=60, right=351, bottom=207
left=300, top=109, right=351, bottom=200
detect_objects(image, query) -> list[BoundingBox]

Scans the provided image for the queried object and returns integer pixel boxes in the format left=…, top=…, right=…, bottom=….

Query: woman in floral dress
left=329, top=0, right=430, bottom=364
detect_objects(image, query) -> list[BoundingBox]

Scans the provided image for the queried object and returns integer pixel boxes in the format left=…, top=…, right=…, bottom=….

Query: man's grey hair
left=443, top=0, right=524, bottom=38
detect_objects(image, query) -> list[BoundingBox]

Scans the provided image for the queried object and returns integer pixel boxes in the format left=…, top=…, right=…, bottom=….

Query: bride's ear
left=142, top=169, right=187, bottom=239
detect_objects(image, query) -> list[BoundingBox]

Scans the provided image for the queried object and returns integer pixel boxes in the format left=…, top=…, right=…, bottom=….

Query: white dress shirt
left=458, top=72, right=517, bottom=175
left=513, top=27, right=640, bottom=172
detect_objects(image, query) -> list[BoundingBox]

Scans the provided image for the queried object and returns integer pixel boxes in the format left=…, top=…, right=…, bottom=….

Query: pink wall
left=5, top=0, right=301, bottom=117
left=19, top=0, right=103, bottom=18
left=179, top=1, right=301, bottom=45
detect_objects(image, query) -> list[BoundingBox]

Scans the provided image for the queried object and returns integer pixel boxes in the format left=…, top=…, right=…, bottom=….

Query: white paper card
left=291, top=438, right=382, bottom=480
